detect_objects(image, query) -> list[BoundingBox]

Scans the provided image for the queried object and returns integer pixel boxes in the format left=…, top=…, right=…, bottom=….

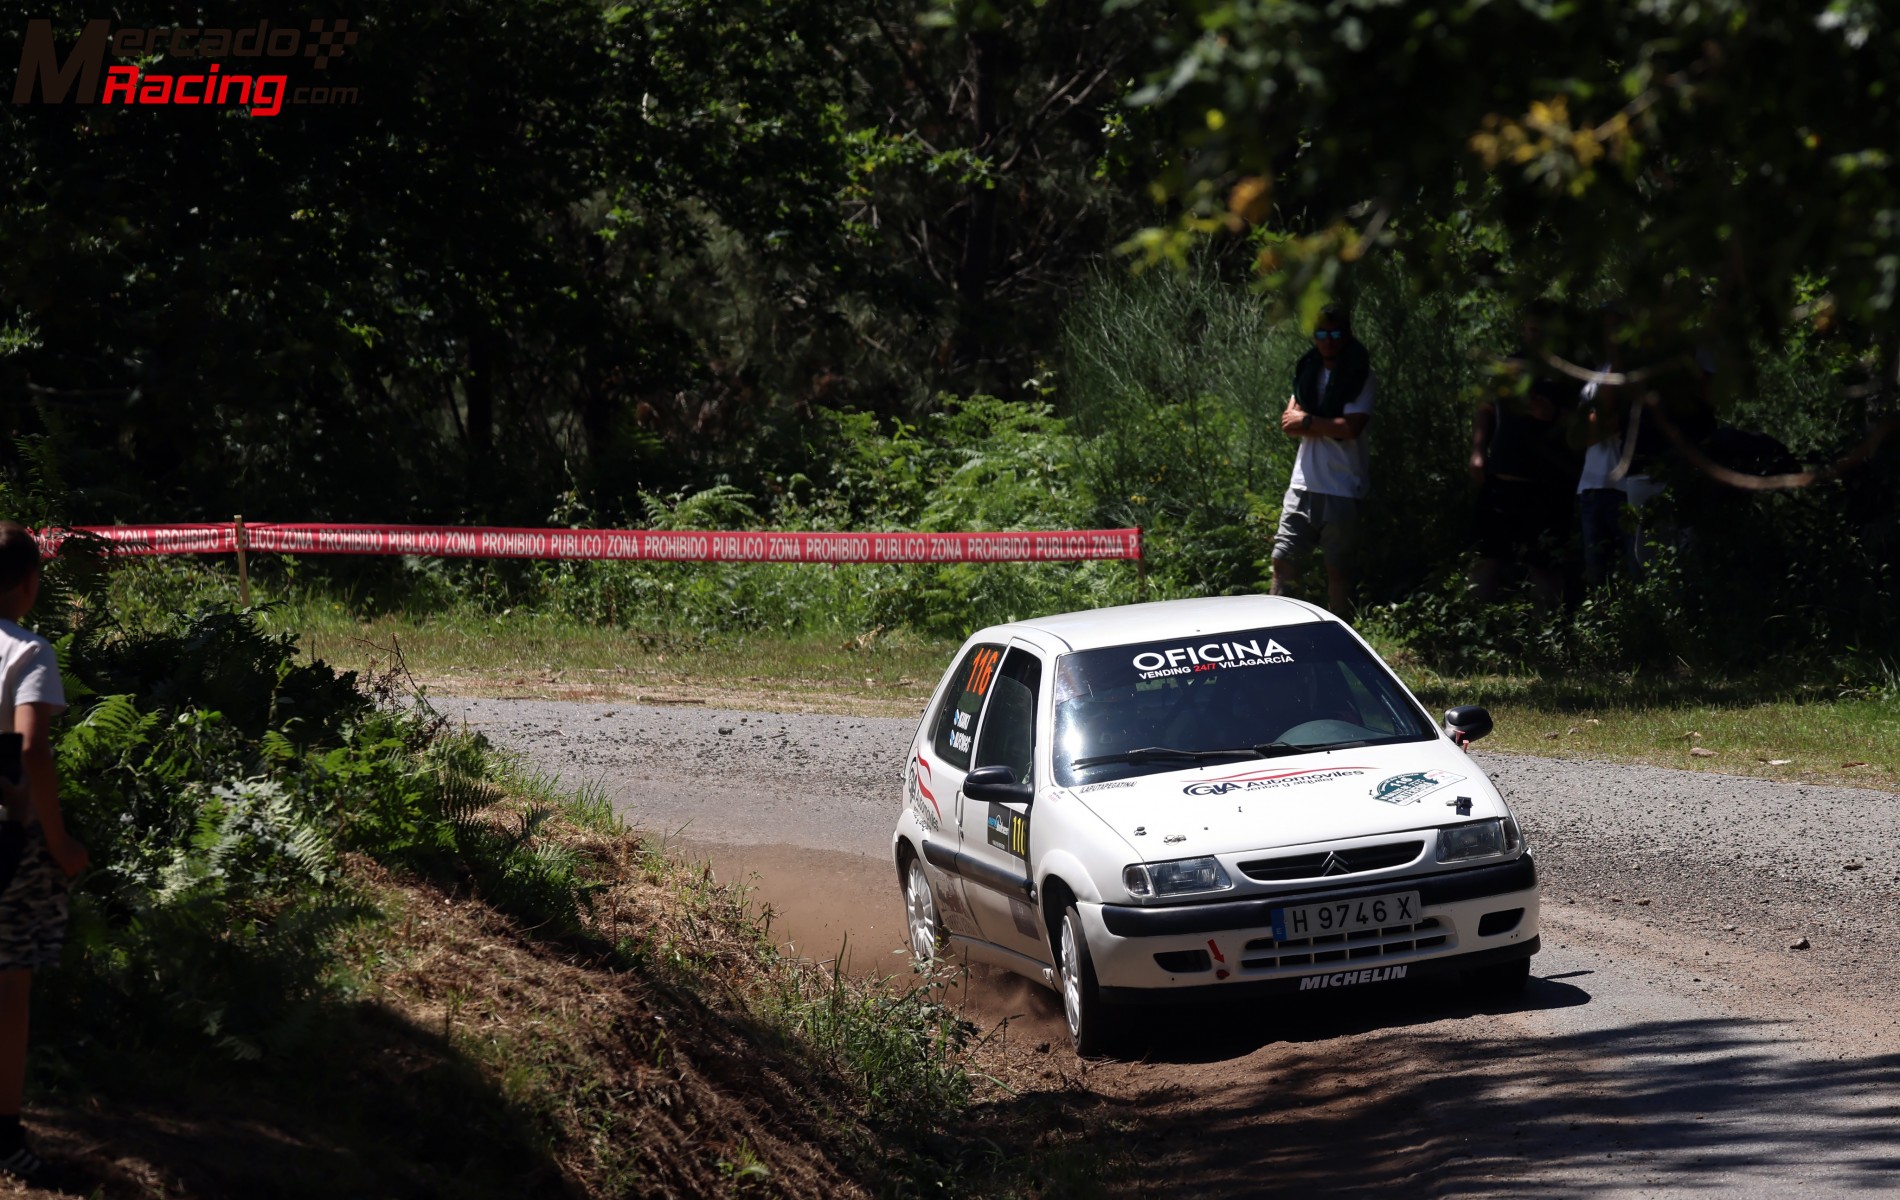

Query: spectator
left=1272, top=303, right=1375, bottom=614
left=1469, top=300, right=1580, bottom=607
left=1576, top=312, right=1721, bottom=588
left=1575, top=303, right=1636, bottom=588
left=0, top=522, right=85, bottom=1184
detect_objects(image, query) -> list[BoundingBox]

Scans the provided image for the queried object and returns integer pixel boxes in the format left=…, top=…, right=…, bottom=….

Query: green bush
left=45, top=604, right=602, bottom=1058
left=0, top=448, right=603, bottom=1058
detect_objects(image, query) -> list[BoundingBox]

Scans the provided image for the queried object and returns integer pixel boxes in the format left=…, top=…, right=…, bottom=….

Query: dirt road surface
left=444, top=697, right=1900, bottom=1197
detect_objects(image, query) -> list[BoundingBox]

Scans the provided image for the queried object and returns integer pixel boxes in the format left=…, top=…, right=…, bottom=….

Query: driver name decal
left=1369, top=770, right=1465, bottom=805
left=1132, top=638, right=1293, bottom=680
left=1183, top=767, right=1370, bottom=796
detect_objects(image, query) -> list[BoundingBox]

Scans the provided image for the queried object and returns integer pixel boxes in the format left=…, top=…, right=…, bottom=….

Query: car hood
left=1063, top=741, right=1507, bottom=860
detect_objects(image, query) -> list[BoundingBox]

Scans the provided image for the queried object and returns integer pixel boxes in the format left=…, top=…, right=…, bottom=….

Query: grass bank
left=10, top=536, right=1101, bottom=1197
left=27, top=766, right=1110, bottom=1199
left=270, top=606, right=1896, bottom=791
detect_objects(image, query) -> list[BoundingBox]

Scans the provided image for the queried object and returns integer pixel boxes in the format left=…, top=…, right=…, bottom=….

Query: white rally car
left=893, top=594, right=1539, bottom=1054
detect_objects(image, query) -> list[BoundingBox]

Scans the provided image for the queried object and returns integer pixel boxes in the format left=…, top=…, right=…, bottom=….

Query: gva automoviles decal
left=907, top=754, right=940, bottom=830
left=1368, top=770, right=1465, bottom=805
left=1132, top=637, right=1293, bottom=681
left=1183, top=767, right=1370, bottom=796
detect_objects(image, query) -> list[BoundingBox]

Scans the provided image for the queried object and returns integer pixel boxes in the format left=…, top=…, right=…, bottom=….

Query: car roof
left=991, top=594, right=1336, bottom=653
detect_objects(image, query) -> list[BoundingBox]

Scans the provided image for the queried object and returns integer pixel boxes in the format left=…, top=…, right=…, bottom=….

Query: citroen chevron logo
left=1320, top=852, right=1349, bottom=876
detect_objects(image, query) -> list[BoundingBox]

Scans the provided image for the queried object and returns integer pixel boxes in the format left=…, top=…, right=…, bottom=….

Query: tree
left=1126, top=0, right=1900, bottom=448
left=0, top=0, right=852, bottom=523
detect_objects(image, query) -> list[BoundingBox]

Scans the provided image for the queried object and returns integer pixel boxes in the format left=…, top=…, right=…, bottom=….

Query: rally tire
left=903, top=856, right=945, bottom=965
left=1464, top=955, right=1532, bottom=1000
left=1057, top=906, right=1123, bottom=1057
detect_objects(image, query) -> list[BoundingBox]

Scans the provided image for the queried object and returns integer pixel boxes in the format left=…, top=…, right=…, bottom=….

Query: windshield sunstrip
left=1053, top=622, right=1434, bottom=786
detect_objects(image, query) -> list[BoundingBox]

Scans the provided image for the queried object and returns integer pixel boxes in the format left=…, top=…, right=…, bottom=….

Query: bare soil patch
left=9, top=841, right=893, bottom=1199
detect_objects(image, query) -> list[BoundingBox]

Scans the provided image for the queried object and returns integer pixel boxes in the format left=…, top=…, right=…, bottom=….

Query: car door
left=957, top=643, right=1049, bottom=962
left=912, top=641, right=1006, bottom=938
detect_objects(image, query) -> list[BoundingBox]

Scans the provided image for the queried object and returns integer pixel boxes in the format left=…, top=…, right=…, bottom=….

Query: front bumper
left=1087, top=854, right=1540, bottom=1002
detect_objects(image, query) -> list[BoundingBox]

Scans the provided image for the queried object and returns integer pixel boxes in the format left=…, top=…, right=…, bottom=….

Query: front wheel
left=903, top=856, right=944, bottom=964
left=1057, top=906, right=1123, bottom=1056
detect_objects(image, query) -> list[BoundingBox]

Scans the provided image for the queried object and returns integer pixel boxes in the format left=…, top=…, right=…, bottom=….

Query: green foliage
left=1063, top=256, right=1293, bottom=594
left=39, top=595, right=604, bottom=1058
left=755, top=960, right=973, bottom=1128
left=1062, top=254, right=1505, bottom=598
left=403, top=395, right=1140, bottom=640
left=0, top=0, right=1173, bottom=528
left=1131, top=0, right=1900, bottom=359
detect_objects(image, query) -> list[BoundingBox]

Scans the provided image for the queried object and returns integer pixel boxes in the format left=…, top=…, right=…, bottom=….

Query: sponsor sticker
left=1076, top=779, right=1137, bottom=793
left=1368, top=770, right=1465, bottom=806
left=907, top=754, right=942, bottom=831
left=1298, top=965, right=1408, bottom=991
left=986, top=802, right=1029, bottom=858
left=1130, top=637, right=1294, bottom=682
left=1182, top=767, right=1370, bottom=797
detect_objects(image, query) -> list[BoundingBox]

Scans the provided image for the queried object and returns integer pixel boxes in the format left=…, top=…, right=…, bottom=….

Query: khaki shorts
left=1272, top=487, right=1360, bottom=569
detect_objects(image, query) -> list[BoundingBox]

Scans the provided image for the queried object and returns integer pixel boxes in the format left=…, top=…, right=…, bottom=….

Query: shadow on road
left=1027, top=980, right=1900, bottom=1197
left=1118, top=972, right=1592, bottom=1066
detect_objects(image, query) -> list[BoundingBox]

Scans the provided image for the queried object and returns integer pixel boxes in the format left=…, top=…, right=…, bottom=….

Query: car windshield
left=1051, top=622, right=1434, bottom=787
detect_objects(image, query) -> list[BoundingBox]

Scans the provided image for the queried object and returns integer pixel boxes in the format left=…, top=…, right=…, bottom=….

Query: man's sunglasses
left=1313, top=328, right=1346, bottom=340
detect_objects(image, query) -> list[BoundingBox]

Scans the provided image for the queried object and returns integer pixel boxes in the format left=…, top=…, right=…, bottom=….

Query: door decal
left=986, top=802, right=1029, bottom=858
left=907, top=754, right=940, bottom=830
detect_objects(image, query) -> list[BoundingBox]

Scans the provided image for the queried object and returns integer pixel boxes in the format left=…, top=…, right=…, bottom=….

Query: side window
left=1337, top=663, right=1400, bottom=735
left=933, top=643, right=1005, bottom=771
left=973, top=649, right=1043, bottom=787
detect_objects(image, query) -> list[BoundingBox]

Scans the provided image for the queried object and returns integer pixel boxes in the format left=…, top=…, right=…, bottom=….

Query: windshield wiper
left=1071, top=738, right=1378, bottom=769
left=1251, top=741, right=1310, bottom=759
left=1070, top=745, right=1262, bottom=769
left=1257, top=737, right=1386, bottom=757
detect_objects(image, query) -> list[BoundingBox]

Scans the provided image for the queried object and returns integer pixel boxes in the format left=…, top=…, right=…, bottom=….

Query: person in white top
left=1271, top=303, right=1376, bottom=614
left=0, top=522, right=85, bottom=1184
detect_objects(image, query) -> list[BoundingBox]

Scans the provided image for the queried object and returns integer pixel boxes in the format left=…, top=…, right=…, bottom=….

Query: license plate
left=1271, top=891, right=1421, bottom=942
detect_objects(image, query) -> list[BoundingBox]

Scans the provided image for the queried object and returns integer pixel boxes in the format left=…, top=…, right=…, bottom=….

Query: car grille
left=1240, top=919, right=1448, bottom=970
left=1236, top=840, right=1424, bottom=882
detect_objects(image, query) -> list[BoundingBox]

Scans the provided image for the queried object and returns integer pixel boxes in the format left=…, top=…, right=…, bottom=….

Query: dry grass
left=1388, top=649, right=1900, bottom=790
left=271, top=606, right=954, bottom=719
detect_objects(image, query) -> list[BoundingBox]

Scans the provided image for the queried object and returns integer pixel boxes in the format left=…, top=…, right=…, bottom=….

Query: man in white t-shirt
left=1271, top=304, right=1376, bottom=614
left=1575, top=302, right=1669, bottom=587
left=0, top=522, right=85, bottom=1184
left=1575, top=355, right=1632, bottom=588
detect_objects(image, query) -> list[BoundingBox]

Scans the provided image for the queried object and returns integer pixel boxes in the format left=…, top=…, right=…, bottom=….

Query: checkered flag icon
left=305, top=19, right=358, bottom=69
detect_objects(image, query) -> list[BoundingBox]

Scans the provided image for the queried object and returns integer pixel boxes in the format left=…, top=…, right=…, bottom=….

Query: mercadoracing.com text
left=12, top=18, right=360, bottom=117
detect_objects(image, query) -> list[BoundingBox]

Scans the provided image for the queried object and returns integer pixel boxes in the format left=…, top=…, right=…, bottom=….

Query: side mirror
left=964, top=764, right=1034, bottom=804
left=1444, top=706, right=1493, bottom=748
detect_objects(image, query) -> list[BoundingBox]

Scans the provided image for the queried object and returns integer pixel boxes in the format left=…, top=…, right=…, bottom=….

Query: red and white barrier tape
left=39, top=523, right=1143, bottom=564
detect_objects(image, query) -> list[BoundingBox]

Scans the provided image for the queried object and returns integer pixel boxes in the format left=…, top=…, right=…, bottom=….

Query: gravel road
left=444, top=696, right=1900, bottom=1197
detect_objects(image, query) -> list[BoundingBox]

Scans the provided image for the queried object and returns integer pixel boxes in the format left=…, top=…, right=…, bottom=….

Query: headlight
left=1437, top=819, right=1508, bottom=862
left=1123, top=856, right=1234, bottom=899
